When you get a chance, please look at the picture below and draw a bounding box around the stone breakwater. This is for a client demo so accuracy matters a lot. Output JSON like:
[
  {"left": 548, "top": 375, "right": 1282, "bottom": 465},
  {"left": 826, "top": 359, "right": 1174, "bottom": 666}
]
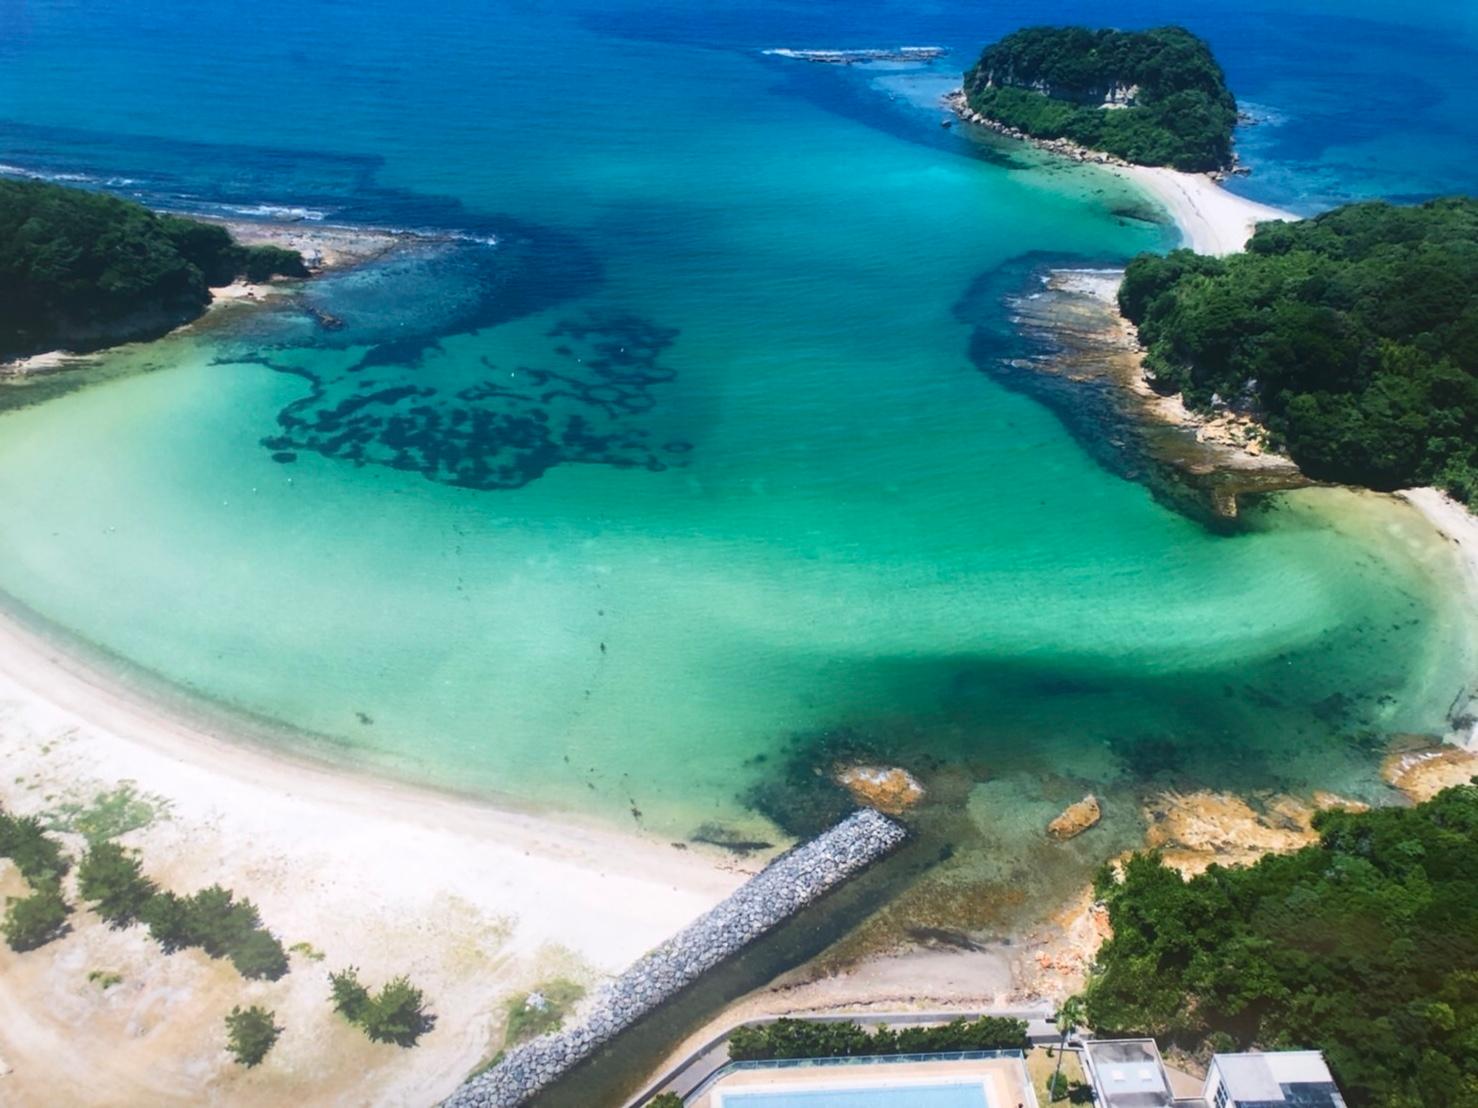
[{"left": 443, "top": 809, "right": 909, "bottom": 1108}]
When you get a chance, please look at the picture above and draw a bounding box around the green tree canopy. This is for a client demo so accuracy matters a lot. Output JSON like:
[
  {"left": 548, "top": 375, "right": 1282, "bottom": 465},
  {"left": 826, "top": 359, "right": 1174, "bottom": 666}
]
[
  {"left": 1120, "top": 197, "right": 1478, "bottom": 499},
  {"left": 1081, "top": 783, "right": 1478, "bottom": 1107},
  {"left": 225, "top": 1004, "right": 282, "bottom": 1067},
  {"left": 0, "top": 177, "right": 307, "bottom": 358},
  {"left": 2, "top": 885, "right": 70, "bottom": 951},
  {"left": 964, "top": 27, "right": 1238, "bottom": 171}
]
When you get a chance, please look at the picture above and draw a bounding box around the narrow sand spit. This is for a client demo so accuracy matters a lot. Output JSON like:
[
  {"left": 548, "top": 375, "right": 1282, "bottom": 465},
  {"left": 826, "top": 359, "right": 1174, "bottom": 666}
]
[
  {"left": 0, "top": 604, "right": 745, "bottom": 1106},
  {"left": 1111, "top": 164, "right": 1295, "bottom": 255}
]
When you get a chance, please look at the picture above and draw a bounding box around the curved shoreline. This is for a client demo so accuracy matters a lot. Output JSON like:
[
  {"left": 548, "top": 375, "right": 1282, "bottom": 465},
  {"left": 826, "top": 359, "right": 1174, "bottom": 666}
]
[
  {"left": 0, "top": 590, "right": 747, "bottom": 1106},
  {"left": 943, "top": 86, "right": 1297, "bottom": 254}
]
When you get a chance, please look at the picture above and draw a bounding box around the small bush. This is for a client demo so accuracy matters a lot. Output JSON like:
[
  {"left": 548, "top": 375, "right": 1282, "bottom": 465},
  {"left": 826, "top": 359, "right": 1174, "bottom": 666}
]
[
  {"left": 228, "top": 928, "right": 289, "bottom": 981},
  {"left": 330, "top": 966, "right": 372, "bottom": 1023},
  {"left": 78, "top": 841, "right": 157, "bottom": 925},
  {"left": 1047, "top": 1071, "right": 1070, "bottom": 1101},
  {"left": 648, "top": 1095, "right": 684, "bottom": 1108},
  {"left": 87, "top": 969, "right": 124, "bottom": 989},
  {"left": 330, "top": 967, "right": 434, "bottom": 1047},
  {"left": 0, "top": 807, "right": 69, "bottom": 883},
  {"left": 140, "top": 891, "right": 194, "bottom": 952},
  {"left": 362, "top": 976, "right": 431, "bottom": 1047},
  {"left": 225, "top": 1005, "right": 282, "bottom": 1067},
  {"left": 2, "top": 885, "right": 70, "bottom": 951}
]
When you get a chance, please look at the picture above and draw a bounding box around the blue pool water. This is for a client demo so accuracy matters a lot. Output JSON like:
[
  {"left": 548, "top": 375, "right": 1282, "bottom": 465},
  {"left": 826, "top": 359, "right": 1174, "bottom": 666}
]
[{"left": 720, "top": 1082, "right": 988, "bottom": 1108}]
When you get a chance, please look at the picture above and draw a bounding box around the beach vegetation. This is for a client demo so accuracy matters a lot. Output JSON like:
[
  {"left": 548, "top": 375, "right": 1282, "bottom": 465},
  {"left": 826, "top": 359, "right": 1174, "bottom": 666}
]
[
  {"left": 727, "top": 1015, "right": 1030, "bottom": 1061},
  {"left": 964, "top": 27, "right": 1237, "bottom": 171},
  {"left": 503, "top": 978, "right": 585, "bottom": 1046},
  {"left": 330, "top": 965, "right": 373, "bottom": 1022},
  {"left": 0, "top": 804, "right": 71, "bottom": 884},
  {"left": 77, "top": 840, "right": 158, "bottom": 925},
  {"left": 225, "top": 1004, "right": 282, "bottom": 1067},
  {"left": 135, "top": 884, "right": 289, "bottom": 979},
  {"left": 290, "top": 940, "right": 326, "bottom": 962},
  {"left": 329, "top": 966, "right": 434, "bottom": 1047},
  {"left": 47, "top": 782, "right": 170, "bottom": 843},
  {"left": 1078, "top": 782, "right": 1478, "bottom": 1107},
  {"left": 0, "top": 177, "right": 307, "bottom": 360},
  {"left": 86, "top": 969, "right": 124, "bottom": 989},
  {"left": 1120, "top": 197, "right": 1478, "bottom": 500},
  {"left": 2, "top": 884, "right": 71, "bottom": 951}
]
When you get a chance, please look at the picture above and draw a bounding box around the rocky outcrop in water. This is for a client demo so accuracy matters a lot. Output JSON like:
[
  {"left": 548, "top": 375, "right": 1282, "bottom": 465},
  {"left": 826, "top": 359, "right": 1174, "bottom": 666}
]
[
  {"left": 836, "top": 766, "right": 925, "bottom": 814},
  {"left": 765, "top": 46, "right": 946, "bottom": 65},
  {"left": 442, "top": 809, "right": 909, "bottom": 1108},
  {"left": 1047, "top": 794, "right": 1102, "bottom": 840}
]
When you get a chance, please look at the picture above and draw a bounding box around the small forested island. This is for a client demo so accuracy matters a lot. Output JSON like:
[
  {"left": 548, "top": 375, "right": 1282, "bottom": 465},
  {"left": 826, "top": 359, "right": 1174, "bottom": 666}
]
[
  {"left": 0, "top": 177, "right": 306, "bottom": 361},
  {"left": 962, "top": 26, "right": 1237, "bottom": 171},
  {"left": 1120, "top": 197, "right": 1478, "bottom": 500},
  {"left": 1081, "top": 783, "right": 1478, "bottom": 1108}
]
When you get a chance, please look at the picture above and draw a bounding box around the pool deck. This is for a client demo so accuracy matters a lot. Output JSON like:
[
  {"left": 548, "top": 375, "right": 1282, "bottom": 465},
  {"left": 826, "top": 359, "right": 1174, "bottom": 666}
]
[{"left": 697, "top": 1056, "right": 1038, "bottom": 1107}]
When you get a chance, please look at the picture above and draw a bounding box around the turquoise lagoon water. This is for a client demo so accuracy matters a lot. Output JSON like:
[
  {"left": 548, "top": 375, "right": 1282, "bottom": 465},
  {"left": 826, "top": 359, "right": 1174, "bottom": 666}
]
[{"left": 0, "top": 0, "right": 1474, "bottom": 870}]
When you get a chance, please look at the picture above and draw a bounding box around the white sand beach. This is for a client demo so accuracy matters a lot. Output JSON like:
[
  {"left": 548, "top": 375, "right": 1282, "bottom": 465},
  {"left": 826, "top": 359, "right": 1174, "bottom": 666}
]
[
  {"left": 0, "top": 604, "right": 746, "bottom": 1106},
  {"left": 1113, "top": 164, "right": 1295, "bottom": 255}
]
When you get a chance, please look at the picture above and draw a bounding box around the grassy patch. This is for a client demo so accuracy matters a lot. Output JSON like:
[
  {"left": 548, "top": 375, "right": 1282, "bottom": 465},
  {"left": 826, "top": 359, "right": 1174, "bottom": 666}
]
[
  {"left": 504, "top": 979, "right": 585, "bottom": 1046},
  {"left": 46, "top": 782, "right": 170, "bottom": 843},
  {"left": 290, "top": 941, "right": 326, "bottom": 962},
  {"left": 87, "top": 969, "right": 124, "bottom": 989}
]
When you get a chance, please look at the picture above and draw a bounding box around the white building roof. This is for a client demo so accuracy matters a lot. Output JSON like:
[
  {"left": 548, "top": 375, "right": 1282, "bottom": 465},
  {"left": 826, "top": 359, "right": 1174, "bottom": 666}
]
[
  {"left": 1082, "top": 1039, "right": 1176, "bottom": 1107},
  {"left": 1212, "top": 1051, "right": 1346, "bottom": 1107}
]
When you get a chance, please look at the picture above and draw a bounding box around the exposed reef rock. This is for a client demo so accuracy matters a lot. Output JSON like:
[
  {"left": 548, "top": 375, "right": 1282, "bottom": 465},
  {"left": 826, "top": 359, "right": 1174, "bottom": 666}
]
[
  {"left": 836, "top": 765, "right": 926, "bottom": 814},
  {"left": 1383, "top": 738, "right": 1478, "bottom": 803},
  {"left": 1046, "top": 794, "right": 1101, "bottom": 840},
  {"left": 966, "top": 262, "right": 1307, "bottom": 525},
  {"left": 1138, "top": 789, "right": 1365, "bottom": 876},
  {"left": 765, "top": 46, "right": 946, "bottom": 65}
]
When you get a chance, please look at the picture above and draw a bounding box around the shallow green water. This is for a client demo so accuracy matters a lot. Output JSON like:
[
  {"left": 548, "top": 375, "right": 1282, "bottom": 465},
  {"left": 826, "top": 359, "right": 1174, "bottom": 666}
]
[{"left": 0, "top": 4, "right": 1472, "bottom": 854}]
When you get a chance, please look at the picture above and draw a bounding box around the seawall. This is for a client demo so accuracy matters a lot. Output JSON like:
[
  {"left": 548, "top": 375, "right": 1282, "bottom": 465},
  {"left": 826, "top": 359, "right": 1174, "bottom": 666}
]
[{"left": 443, "top": 808, "right": 910, "bottom": 1108}]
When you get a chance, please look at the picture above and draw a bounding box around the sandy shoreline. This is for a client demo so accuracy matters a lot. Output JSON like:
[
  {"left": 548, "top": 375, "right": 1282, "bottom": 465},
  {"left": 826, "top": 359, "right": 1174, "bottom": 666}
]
[
  {"left": 0, "top": 598, "right": 745, "bottom": 1105},
  {"left": 1109, "top": 164, "right": 1295, "bottom": 255},
  {"left": 0, "top": 108, "right": 1473, "bottom": 1108},
  {"left": 942, "top": 87, "right": 1296, "bottom": 254},
  {"left": 1399, "top": 488, "right": 1478, "bottom": 749}
]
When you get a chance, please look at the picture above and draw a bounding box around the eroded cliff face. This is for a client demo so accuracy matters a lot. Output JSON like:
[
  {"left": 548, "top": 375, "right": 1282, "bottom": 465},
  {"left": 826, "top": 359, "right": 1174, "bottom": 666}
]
[{"left": 980, "top": 72, "right": 1141, "bottom": 108}]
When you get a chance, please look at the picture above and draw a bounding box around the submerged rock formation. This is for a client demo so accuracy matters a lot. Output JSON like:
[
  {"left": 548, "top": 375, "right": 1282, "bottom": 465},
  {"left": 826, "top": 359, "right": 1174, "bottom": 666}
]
[
  {"left": 980, "top": 266, "right": 1307, "bottom": 524},
  {"left": 1047, "top": 794, "right": 1102, "bottom": 840},
  {"left": 836, "top": 765, "right": 925, "bottom": 814}
]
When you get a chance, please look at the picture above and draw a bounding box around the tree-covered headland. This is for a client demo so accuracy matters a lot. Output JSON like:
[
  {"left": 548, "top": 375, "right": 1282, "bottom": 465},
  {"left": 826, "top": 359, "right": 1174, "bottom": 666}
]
[
  {"left": 0, "top": 177, "right": 306, "bottom": 360},
  {"left": 1081, "top": 783, "right": 1478, "bottom": 1107},
  {"left": 1120, "top": 197, "right": 1478, "bottom": 499},
  {"left": 964, "top": 26, "right": 1238, "bottom": 171}
]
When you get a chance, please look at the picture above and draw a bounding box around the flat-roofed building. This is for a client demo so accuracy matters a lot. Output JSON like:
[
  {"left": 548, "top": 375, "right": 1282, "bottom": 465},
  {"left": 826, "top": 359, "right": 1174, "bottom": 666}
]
[
  {"left": 1204, "top": 1051, "right": 1347, "bottom": 1108},
  {"left": 1079, "top": 1039, "right": 1178, "bottom": 1108}
]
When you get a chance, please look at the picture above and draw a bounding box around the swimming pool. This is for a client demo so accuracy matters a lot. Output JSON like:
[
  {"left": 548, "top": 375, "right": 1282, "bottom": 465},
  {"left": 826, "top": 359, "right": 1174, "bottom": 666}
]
[{"left": 716, "top": 1081, "right": 991, "bottom": 1108}]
